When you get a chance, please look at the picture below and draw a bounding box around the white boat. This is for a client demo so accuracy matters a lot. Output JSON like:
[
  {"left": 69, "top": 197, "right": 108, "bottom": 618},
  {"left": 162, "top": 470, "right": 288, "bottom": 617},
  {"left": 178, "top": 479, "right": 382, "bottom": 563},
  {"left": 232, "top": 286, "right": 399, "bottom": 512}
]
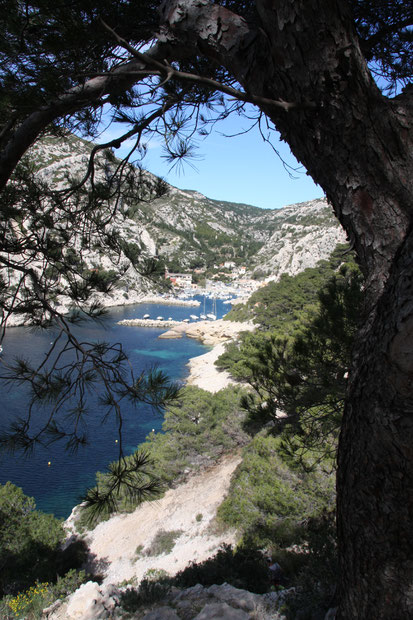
[
  {"left": 168, "top": 317, "right": 173, "bottom": 321},
  {"left": 0, "top": 345, "right": 2, "bottom": 354},
  {"left": 200, "top": 314, "right": 207, "bottom": 320},
  {"left": 156, "top": 316, "right": 164, "bottom": 320},
  {"left": 207, "top": 297, "right": 217, "bottom": 320},
  {"left": 143, "top": 314, "right": 150, "bottom": 319},
  {"left": 190, "top": 314, "right": 198, "bottom": 320},
  {"left": 183, "top": 318, "right": 190, "bottom": 323}
]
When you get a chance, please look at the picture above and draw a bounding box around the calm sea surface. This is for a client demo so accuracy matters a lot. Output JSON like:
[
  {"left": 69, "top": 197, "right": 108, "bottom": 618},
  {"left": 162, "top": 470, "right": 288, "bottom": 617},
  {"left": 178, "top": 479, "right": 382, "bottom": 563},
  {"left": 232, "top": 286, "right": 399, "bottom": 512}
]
[{"left": 0, "top": 296, "right": 229, "bottom": 518}]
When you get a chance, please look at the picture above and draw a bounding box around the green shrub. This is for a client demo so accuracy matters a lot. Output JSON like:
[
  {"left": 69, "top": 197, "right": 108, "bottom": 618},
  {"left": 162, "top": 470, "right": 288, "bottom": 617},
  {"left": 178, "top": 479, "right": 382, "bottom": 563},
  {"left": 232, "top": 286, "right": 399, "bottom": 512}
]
[
  {"left": 0, "top": 570, "right": 86, "bottom": 620},
  {"left": 0, "top": 482, "right": 63, "bottom": 596},
  {"left": 0, "top": 481, "right": 89, "bottom": 616},
  {"left": 1, "top": 581, "right": 52, "bottom": 619},
  {"left": 120, "top": 571, "right": 171, "bottom": 612},
  {"left": 217, "top": 434, "right": 335, "bottom": 547},
  {"left": 134, "top": 544, "right": 144, "bottom": 558},
  {"left": 172, "top": 543, "right": 269, "bottom": 594},
  {"left": 140, "top": 385, "right": 250, "bottom": 485}
]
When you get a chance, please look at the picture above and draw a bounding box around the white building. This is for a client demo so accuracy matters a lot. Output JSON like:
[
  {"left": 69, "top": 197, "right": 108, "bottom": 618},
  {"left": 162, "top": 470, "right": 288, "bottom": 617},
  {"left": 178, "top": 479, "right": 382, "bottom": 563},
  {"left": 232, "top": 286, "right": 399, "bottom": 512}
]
[{"left": 165, "top": 270, "right": 193, "bottom": 287}]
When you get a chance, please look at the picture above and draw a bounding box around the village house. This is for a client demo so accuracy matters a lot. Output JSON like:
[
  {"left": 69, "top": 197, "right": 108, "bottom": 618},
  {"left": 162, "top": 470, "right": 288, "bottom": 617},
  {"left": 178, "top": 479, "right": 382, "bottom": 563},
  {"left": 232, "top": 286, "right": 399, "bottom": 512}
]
[{"left": 165, "top": 269, "right": 193, "bottom": 288}]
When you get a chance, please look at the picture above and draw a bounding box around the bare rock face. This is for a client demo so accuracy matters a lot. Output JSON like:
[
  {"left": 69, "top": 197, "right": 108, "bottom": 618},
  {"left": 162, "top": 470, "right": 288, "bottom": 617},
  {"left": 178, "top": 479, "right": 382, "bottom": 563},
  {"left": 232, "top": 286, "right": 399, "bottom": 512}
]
[
  {"left": 252, "top": 199, "right": 346, "bottom": 279},
  {"left": 141, "top": 608, "right": 181, "bottom": 620},
  {"left": 206, "top": 584, "right": 259, "bottom": 612}
]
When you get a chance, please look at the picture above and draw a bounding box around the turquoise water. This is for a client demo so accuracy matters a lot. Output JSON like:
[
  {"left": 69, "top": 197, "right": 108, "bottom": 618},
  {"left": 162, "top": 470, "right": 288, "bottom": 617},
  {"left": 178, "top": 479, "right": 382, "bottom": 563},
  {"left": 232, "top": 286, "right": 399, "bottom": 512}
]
[{"left": 0, "top": 297, "right": 228, "bottom": 518}]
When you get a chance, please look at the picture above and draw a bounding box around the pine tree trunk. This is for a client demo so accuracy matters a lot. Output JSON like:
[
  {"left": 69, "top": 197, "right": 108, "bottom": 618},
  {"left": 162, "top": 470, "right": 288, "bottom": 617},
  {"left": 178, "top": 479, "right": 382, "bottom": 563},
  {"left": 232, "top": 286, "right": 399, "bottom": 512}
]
[{"left": 336, "top": 230, "right": 413, "bottom": 617}]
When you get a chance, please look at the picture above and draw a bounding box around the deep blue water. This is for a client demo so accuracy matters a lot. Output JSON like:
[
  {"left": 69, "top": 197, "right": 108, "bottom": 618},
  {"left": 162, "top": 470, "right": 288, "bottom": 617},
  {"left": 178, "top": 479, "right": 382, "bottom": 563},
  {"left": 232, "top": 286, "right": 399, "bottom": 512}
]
[{"left": 0, "top": 296, "right": 229, "bottom": 518}]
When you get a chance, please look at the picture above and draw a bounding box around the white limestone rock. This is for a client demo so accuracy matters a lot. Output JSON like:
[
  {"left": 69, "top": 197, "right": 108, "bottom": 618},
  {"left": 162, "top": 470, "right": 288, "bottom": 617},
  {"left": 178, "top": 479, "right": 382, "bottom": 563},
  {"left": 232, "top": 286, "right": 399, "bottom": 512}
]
[
  {"left": 206, "top": 583, "right": 261, "bottom": 612},
  {"left": 63, "top": 581, "right": 120, "bottom": 620}
]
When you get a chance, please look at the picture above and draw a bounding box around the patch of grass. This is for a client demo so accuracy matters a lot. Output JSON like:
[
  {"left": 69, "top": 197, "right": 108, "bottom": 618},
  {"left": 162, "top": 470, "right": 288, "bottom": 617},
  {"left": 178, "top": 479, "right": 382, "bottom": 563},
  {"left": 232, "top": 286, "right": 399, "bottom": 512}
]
[
  {"left": 132, "top": 544, "right": 144, "bottom": 563},
  {"left": 196, "top": 513, "right": 203, "bottom": 522},
  {"left": 117, "top": 576, "right": 137, "bottom": 587},
  {"left": 145, "top": 529, "right": 183, "bottom": 556}
]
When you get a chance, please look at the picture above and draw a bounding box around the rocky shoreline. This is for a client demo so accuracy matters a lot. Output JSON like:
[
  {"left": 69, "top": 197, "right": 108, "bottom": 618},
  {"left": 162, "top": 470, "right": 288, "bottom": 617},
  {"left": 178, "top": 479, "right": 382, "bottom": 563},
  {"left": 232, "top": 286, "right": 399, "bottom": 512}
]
[
  {"left": 159, "top": 319, "right": 255, "bottom": 346},
  {"left": 118, "top": 317, "right": 254, "bottom": 346},
  {"left": 118, "top": 317, "right": 256, "bottom": 392}
]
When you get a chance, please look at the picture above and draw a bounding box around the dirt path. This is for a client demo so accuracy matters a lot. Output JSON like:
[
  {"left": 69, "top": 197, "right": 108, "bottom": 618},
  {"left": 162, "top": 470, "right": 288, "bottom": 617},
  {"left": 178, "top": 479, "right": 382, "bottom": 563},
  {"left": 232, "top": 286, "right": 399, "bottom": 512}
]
[{"left": 85, "top": 454, "right": 242, "bottom": 586}]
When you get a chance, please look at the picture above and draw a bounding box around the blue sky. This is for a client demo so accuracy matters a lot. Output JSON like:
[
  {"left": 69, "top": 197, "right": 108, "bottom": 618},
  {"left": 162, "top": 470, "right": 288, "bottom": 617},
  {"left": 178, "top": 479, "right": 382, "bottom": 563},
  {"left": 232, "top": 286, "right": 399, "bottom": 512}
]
[{"left": 100, "top": 105, "right": 323, "bottom": 211}]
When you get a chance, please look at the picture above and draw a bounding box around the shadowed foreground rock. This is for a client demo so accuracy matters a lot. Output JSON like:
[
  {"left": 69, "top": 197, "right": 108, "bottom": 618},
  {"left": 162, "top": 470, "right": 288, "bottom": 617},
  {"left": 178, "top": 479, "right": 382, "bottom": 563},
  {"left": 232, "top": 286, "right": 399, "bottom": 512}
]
[{"left": 45, "top": 581, "right": 291, "bottom": 619}]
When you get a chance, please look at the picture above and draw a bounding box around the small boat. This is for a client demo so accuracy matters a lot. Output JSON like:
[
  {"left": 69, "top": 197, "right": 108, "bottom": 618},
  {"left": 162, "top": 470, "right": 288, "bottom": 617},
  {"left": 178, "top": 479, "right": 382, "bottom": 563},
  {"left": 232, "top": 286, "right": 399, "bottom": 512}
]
[
  {"left": 143, "top": 314, "right": 150, "bottom": 319},
  {"left": 200, "top": 314, "right": 207, "bottom": 320},
  {"left": 156, "top": 316, "right": 164, "bottom": 321},
  {"left": 208, "top": 297, "right": 218, "bottom": 320},
  {"left": 183, "top": 318, "right": 190, "bottom": 323},
  {"left": 0, "top": 345, "right": 2, "bottom": 354},
  {"left": 168, "top": 317, "right": 173, "bottom": 321},
  {"left": 190, "top": 314, "right": 198, "bottom": 320}
]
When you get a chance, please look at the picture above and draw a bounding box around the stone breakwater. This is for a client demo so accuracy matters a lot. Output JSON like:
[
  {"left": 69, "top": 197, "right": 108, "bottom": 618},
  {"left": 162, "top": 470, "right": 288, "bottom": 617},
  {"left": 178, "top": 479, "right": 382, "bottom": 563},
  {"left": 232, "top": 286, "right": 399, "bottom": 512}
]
[{"left": 118, "top": 318, "right": 181, "bottom": 328}]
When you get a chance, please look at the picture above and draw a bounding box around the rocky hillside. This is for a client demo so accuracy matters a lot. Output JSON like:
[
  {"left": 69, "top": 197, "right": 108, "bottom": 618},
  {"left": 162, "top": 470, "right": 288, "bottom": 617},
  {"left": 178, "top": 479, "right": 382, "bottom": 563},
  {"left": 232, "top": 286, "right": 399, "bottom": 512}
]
[
  {"left": 249, "top": 199, "right": 346, "bottom": 279},
  {"left": 28, "top": 132, "right": 346, "bottom": 281}
]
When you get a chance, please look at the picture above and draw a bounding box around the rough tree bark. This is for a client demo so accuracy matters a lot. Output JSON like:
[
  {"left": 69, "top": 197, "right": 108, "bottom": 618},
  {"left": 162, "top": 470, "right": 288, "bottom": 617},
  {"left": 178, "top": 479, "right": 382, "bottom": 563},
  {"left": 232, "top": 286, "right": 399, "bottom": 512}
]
[
  {"left": 1, "top": 0, "right": 412, "bottom": 616},
  {"left": 159, "top": 1, "right": 413, "bottom": 617}
]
